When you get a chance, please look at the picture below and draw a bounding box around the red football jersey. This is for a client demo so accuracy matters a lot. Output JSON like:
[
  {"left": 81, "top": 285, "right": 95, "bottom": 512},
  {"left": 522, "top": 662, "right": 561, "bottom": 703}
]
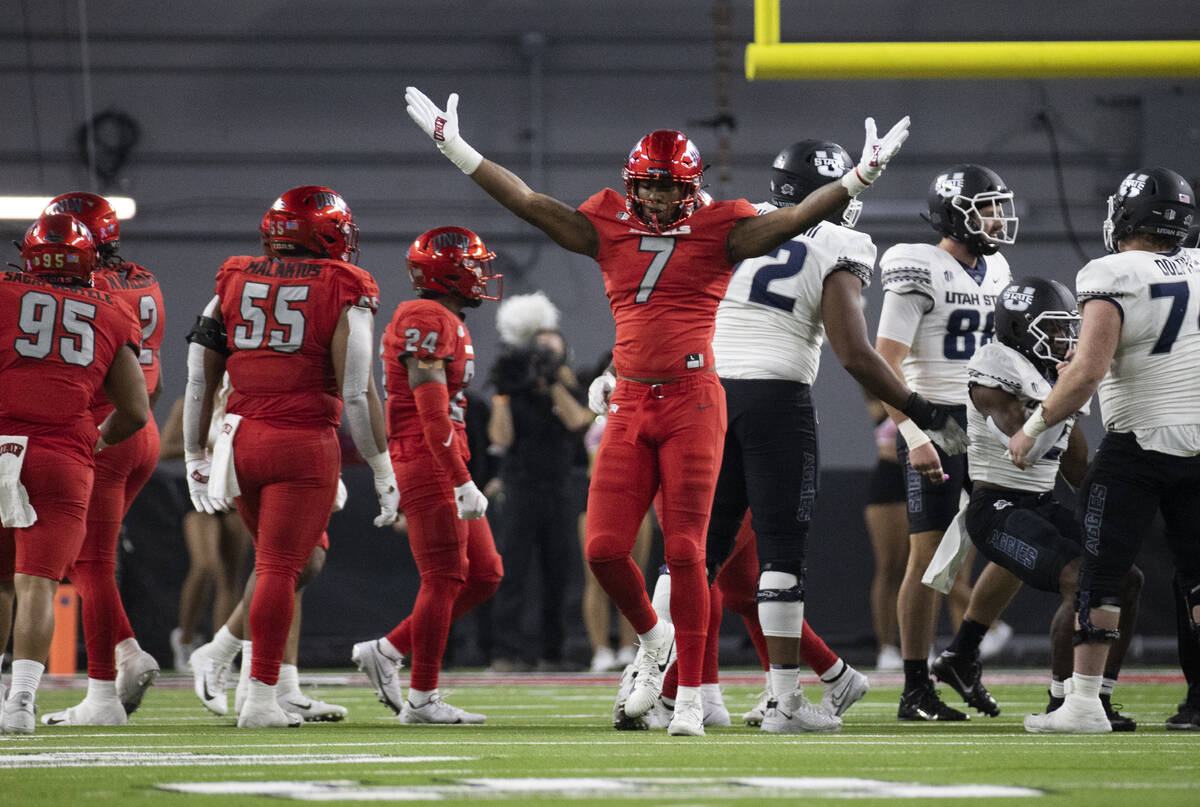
[
  {"left": 215, "top": 255, "right": 380, "bottom": 428},
  {"left": 91, "top": 261, "right": 165, "bottom": 417},
  {"left": 381, "top": 298, "right": 475, "bottom": 441},
  {"left": 578, "top": 188, "right": 756, "bottom": 378},
  {"left": 0, "top": 270, "right": 142, "bottom": 460}
]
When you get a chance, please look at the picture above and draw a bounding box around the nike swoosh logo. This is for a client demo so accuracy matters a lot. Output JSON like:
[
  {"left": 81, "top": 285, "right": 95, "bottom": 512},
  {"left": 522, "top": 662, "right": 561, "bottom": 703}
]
[
  {"left": 202, "top": 680, "right": 216, "bottom": 701},
  {"left": 45, "top": 717, "right": 67, "bottom": 725},
  {"left": 290, "top": 701, "right": 313, "bottom": 710},
  {"left": 442, "top": 430, "right": 454, "bottom": 447}
]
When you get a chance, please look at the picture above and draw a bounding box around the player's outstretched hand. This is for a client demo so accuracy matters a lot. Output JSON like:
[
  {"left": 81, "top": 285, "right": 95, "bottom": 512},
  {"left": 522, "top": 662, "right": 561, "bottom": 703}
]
[
  {"left": 405, "top": 86, "right": 483, "bottom": 174},
  {"left": 842, "top": 115, "right": 911, "bottom": 196}
]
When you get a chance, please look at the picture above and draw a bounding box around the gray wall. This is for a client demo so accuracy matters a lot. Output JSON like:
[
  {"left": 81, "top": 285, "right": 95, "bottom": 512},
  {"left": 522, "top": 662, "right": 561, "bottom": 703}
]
[{"left": 4, "top": 1, "right": 1198, "bottom": 466}]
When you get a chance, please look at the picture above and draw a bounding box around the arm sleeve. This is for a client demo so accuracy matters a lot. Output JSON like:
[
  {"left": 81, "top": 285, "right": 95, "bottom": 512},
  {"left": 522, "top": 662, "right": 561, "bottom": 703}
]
[
  {"left": 876, "top": 290, "right": 927, "bottom": 347},
  {"left": 341, "top": 305, "right": 384, "bottom": 465},
  {"left": 182, "top": 295, "right": 220, "bottom": 461},
  {"left": 413, "top": 381, "right": 472, "bottom": 487}
]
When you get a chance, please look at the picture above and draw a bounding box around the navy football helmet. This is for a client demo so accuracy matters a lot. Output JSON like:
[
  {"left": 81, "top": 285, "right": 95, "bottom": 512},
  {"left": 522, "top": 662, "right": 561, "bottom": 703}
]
[
  {"left": 995, "top": 276, "right": 1079, "bottom": 379},
  {"left": 1102, "top": 167, "right": 1196, "bottom": 253},
  {"left": 928, "top": 164, "right": 1018, "bottom": 256},
  {"left": 769, "top": 139, "right": 861, "bottom": 228}
]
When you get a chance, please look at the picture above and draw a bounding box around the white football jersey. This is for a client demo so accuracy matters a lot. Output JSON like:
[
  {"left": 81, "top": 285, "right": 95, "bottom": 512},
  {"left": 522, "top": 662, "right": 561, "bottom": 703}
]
[
  {"left": 967, "top": 342, "right": 1074, "bottom": 492},
  {"left": 1076, "top": 247, "right": 1200, "bottom": 443},
  {"left": 714, "top": 202, "right": 876, "bottom": 383},
  {"left": 878, "top": 242, "right": 1012, "bottom": 405}
]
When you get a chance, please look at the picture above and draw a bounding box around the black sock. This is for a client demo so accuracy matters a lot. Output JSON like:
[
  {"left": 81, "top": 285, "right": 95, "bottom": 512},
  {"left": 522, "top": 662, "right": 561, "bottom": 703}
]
[
  {"left": 903, "top": 659, "right": 929, "bottom": 693},
  {"left": 947, "top": 619, "right": 988, "bottom": 656}
]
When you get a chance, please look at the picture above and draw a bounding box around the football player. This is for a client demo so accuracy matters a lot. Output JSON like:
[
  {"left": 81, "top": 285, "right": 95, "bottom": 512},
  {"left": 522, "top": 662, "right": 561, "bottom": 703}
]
[
  {"left": 34, "top": 193, "right": 163, "bottom": 726},
  {"left": 182, "top": 186, "right": 398, "bottom": 728},
  {"left": 1012, "top": 168, "right": 1200, "bottom": 733},
  {"left": 876, "top": 164, "right": 1016, "bottom": 720},
  {"left": 0, "top": 214, "right": 148, "bottom": 735},
  {"left": 405, "top": 86, "right": 909, "bottom": 736},
  {"left": 930, "top": 277, "right": 1140, "bottom": 729},
  {"left": 351, "top": 226, "right": 503, "bottom": 725}
]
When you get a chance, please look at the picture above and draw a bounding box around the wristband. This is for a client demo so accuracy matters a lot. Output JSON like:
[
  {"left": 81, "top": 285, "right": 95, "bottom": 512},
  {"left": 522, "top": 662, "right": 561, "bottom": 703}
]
[
  {"left": 365, "top": 451, "right": 393, "bottom": 479},
  {"left": 1022, "top": 405, "right": 1049, "bottom": 438},
  {"left": 897, "top": 418, "right": 931, "bottom": 450},
  {"left": 439, "top": 137, "right": 483, "bottom": 175},
  {"left": 840, "top": 168, "right": 870, "bottom": 198}
]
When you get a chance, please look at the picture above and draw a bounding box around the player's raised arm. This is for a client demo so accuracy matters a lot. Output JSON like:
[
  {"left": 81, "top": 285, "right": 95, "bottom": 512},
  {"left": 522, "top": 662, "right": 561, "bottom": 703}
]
[
  {"left": 405, "top": 87, "right": 598, "bottom": 257},
  {"left": 728, "top": 116, "right": 910, "bottom": 263}
]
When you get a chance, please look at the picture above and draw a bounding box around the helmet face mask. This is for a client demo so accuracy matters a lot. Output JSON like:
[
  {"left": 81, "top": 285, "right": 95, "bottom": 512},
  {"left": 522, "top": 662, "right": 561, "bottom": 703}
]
[
  {"left": 622, "top": 130, "right": 703, "bottom": 232},
  {"left": 260, "top": 186, "right": 360, "bottom": 263},
  {"left": 770, "top": 139, "right": 861, "bottom": 228},
  {"left": 44, "top": 192, "right": 120, "bottom": 265},
  {"left": 995, "top": 277, "right": 1079, "bottom": 379},
  {"left": 929, "top": 165, "right": 1019, "bottom": 256},
  {"left": 21, "top": 213, "right": 98, "bottom": 285},
  {"left": 1102, "top": 168, "right": 1196, "bottom": 254},
  {"left": 407, "top": 226, "right": 502, "bottom": 307}
]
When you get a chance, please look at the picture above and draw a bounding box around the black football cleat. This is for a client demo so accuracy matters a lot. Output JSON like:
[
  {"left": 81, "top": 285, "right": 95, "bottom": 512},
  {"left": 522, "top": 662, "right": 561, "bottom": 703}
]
[
  {"left": 1100, "top": 694, "right": 1136, "bottom": 732},
  {"left": 931, "top": 650, "right": 1000, "bottom": 717},
  {"left": 897, "top": 684, "right": 969, "bottom": 721},
  {"left": 1165, "top": 701, "right": 1200, "bottom": 730}
]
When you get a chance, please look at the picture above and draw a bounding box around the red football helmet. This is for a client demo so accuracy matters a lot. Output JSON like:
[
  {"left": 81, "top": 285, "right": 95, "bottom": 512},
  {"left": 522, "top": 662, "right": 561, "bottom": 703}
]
[
  {"left": 622, "top": 129, "right": 704, "bottom": 231},
  {"left": 407, "top": 226, "right": 501, "bottom": 306},
  {"left": 44, "top": 192, "right": 120, "bottom": 262},
  {"left": 21, "top": 213, "right": 98, "bottom": 283},
  {"left": 260, "top": 185, "right": 359, "bottom": 263}
]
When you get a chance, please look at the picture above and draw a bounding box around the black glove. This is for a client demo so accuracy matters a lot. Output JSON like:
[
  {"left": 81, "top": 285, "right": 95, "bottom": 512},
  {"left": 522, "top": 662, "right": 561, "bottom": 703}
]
[{"left": 902, "top": 392, "right": 946, "bottom": 431}]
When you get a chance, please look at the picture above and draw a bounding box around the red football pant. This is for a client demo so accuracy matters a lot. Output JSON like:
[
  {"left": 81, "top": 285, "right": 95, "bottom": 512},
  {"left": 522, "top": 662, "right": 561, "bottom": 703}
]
[
  {"left": 234, "top": 421, "right": 339, "bottom": 686},
  {"left": 0, "top": 442, "right": 92, "bottom": 582},
  {"left": 70, "top": 419, "right": 158, "bottom": 680},
  {"left": 586, "top": 373, "right": 725, "bottom": 688},
  {"left": 390, "top": 438, "right": 503, "bottom": 692}
]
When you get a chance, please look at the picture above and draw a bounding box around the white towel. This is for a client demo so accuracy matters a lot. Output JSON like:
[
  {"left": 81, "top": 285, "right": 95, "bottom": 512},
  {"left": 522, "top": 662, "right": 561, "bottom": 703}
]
[
  {"left": 334, "top": 476, "right": 348, "bottom": 512},
  {"left": 922, "top": 498, "right": 972, "bottom": 594},
  {"left": 208, "top": 414, "right": 242, "bottom": 501},
  {"left": 0, "top": 436, "right": 37, "bottom": 528}
]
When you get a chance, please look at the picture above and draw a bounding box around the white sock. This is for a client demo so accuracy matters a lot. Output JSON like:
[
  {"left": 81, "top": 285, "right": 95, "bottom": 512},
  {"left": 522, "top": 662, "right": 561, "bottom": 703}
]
[
  {"left": 769, "top": 665, "right": 799, "bottom": 701},
  {"left": 239, "top": 642, "right": 253, "bottom": 687},
  {"left": 378, "top": 637, "right": 404, "bottom": 663},
  {"left": 408, "top": 687, "right": 433, "bottom": 707},
  {"left": 700, "top": 683, "right": 723, "bottom": 704},
  {"left": 650, "top": 572, "right": 672, "bottom": 622},
  {"left": 820, "top": 659, "right": 847, "bottom": 683},
  {"left": 86, "top": 677, "right": 121, "bottom": 704},
  {"left": 638, "top": 620, "right": 668, "bottom": 646},
  {"left": 675, "top": 685, "right": 701, "bottom": 706},
  {"left": 277, "top": 664, "right": 301, "bottom": 697},
  {"left": 1070, "top": 673, "right": 1103, "bottom": 699},
  {"left": 1101, "top": 675, "right": 1117, "bottom": 696},
  {"left": 10, "top": 659, "right": 44, "bottom": 696},
  {"left": 1050, "top": 677, "right": 1066, "bottom": 699},
  {"left": 246, "top": 678, "right": 277, "bottom": 708},
  {"left": 114, "top": 637, "right": 141, "bottom": 664},
  {"left": 210, "top": 626, "right": 243, "bottom": 665}
]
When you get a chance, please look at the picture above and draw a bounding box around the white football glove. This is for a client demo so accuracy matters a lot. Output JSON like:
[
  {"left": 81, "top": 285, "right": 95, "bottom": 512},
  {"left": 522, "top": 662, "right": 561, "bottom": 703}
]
[
  {"left": 587, "top": 372, "right": 616, "bottom": 415},
  {"left": 185, "top": 456, "right": 227, "bottom": 515},
  {"left": 372, "top": 470, "right": 400, "bottom": 528},
  {"left": 453, "top": 480, "right": 488, "bottom": 520},
  {"left": 841, "top": 115, "right": 911, "bottom": 196},
  {"left": 405, "top": 86, "right": 484, "bottom": 174}
]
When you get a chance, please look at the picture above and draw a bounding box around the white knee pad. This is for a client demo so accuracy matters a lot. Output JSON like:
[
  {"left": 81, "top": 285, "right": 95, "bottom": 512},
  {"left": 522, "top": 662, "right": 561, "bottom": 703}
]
[{"left": 757, "top": 571, "right": 804, "bottom": 638}]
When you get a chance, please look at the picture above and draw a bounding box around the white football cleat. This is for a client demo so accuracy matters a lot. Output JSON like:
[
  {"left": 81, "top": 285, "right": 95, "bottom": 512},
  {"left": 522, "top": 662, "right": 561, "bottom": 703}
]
[
  {"left": 820, "top": 664, "right": 870, "bottom": 717},
  {"left": 237, "top": 700, "right": 302, "bottom": 728},
  {"left": 611, "top": 663, "right": 647, "bottom": 730},
  {"left": 624, "top": 622, "right": 675, "bottom": 718},
  {"left": 352, "top": 639, "right": 406, "bottom": 715},
  {"left": 702, "top": 685, "right": 732, "bottom": 727},
  {"left": 762, "top": 689, "right": 842, "bottom": 734},
  {"left": 1, "top": 691, "right": 35, "bottom": 735},
  {"left": 169, "top": 627, "right": 202, "bottom": 673},
  {"left": 1024, "top": 694, "right": 1112, "bottom": 734},
  {"left": 399, "top": 693, "right": 485, "bottom": 725},
  {"left": 667, "top": 691, "right": 705, "bottom": 737},
  {"left": 742, "top": 690, "right": 771, "bottom": 726},
  {"left": 42, "top": 698, "right": 127, "bottom": 726},
  {"left": 115, "top": 648, "right": 160, "bottom": 715},
  {"left": 278, "top": 691, "right": 348, "bottom": 722},
  {"left": 589, "top": 646, "right": 617, "bottom": 673},
  {"left": 876, "top": 644, "right": 903, "bottom": 672},
  {"left": 979, "top": 620, "right": 1013, "bottom": 661},
  {"left": 189, "top": 642, "right": 231, "bottom": 716}
]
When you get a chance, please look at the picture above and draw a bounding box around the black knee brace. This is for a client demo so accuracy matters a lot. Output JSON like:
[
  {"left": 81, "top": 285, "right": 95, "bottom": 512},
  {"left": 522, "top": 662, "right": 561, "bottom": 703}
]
[{"left": 1074, "top": 589, "right": 1122, "bottom": 646}]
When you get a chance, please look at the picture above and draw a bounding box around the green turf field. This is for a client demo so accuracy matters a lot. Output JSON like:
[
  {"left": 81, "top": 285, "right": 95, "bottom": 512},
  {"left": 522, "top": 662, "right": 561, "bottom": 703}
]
[{"left": 2, "top": 670, "right": 1198, "bottom": 805}]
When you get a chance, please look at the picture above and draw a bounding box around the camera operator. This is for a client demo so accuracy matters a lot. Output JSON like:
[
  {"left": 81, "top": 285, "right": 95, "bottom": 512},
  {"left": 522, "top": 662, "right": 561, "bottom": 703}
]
[{"left": 486, "top": 296, "right": 594, "bottom": 671}]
